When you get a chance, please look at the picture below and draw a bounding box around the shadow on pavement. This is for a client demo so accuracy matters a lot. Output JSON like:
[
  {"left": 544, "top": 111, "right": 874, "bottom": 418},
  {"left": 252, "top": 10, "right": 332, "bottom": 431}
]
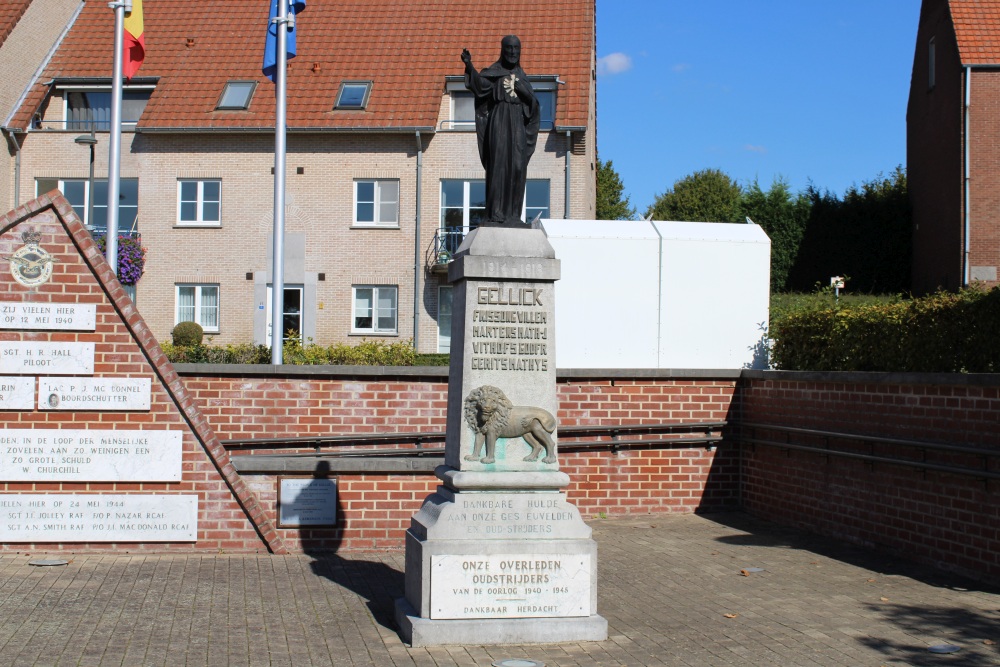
[{"left": 308, "top": 556, "right": 404, "bottom": 631}]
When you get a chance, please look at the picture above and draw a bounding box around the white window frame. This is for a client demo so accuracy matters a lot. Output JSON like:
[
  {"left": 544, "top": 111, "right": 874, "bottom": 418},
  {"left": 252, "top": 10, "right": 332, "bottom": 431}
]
[
  {"left": 175, "top": 284, "right": 220, "bottom": 333},
  {"left": 36, "top": 177, "right": 138, "bottom": 231},
  {"left": 177, "top": 179, "right": 221, "bottom": 226},
  {"left": 523, "top": 179, "right": 551, "bottom": 223},
  {"left": 60, "top": 84, "right": 154, "bottom": 130},
  {"left": 353, "top": 179, "right": 399, "bottom": 227},
  {"left": 437, "top": 285, "right": 453, "bottom": 353},
  {"left": 352, "top": 285, "right": 398, "bottom": 335}
]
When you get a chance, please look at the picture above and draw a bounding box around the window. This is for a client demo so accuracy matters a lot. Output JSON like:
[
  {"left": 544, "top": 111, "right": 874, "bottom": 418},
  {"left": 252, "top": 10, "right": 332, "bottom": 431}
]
[
  {"left": 335, "top": 81, "right": 371, "bottom": 110},
  {"left": 36, "top": 178, "right": 138, "bottom": 231},
  {"left": 354, "top": 179, "right": 399, "bottom": 226},
  {"left": 178, "top": 180, "right": 221, "bottom": 225},
  {"left": 450, "top": 91, "right": 475, "bottom": 129},
  {"left": 444, "top": 77, "right": 555, "bottom": 130},
  {"left": 176, "top": 284, "right": 219, "bottom": 332},
  {"left": 217, "top": 81, "right": 256, "bottom": 110},
  {"left": 438, "top": 285, "right": 453, "bottom": 353},
  {"left": 353, "top": 286, "right": 397, "bottom": 334},
  {"left": 928, "top": 37, "right": 936, "bottom": 90},
  {"left": 536, "top": 90, "right": 555, "bottom": 130},
  {"left": 440, "top": 179, "right": 486, "bottom": 253},
  {"left": 64, "top": 88, "right": 151, "bottom": 130},
  {"left": 525, "top": 179, "right": 550, "bottom": 222}
]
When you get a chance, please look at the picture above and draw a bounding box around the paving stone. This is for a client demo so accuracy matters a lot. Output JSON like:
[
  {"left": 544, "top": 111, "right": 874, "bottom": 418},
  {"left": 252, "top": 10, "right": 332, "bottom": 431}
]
[{"left": 0, "top": 513, "right": 998, "bottom": 665}]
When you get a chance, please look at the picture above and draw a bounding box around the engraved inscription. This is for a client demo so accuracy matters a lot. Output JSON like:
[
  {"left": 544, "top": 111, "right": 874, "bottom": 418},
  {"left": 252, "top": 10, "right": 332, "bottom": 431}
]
[
  {"left": 0, "top": 429, "right": 182, "bottom": 482},
  {"left": 0, "top": 302, "right": 97, "bottom": 331},
  {"left": 0, "top": 494, "right": 198, "bottom": 542},
  {"left": 431, "top": 554, "right": 591, "bottom": 619},
  {"left": 0, "top": 342, "right": 94, "bottom": 375},
  {"left": 38, "top": 377, "right": 151, "bottom": 411},
  {"left": 469, "top": 283, "right": 550, "bottom": 372}
]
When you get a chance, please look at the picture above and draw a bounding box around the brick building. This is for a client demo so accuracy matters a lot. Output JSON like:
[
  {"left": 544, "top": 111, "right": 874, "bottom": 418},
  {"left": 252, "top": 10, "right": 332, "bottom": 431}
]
[
  {"left": 1, "top": 0, "right": 596, "bottom": 352},
  {"left": 908, "top": 0, "right": 1000, "bottom": 293}
]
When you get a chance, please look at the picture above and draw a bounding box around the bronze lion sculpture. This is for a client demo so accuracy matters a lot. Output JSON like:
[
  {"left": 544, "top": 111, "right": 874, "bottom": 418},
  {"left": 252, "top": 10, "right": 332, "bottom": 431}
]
[{"left": 463, "top": 385, "right": 557, "bottom": 464}]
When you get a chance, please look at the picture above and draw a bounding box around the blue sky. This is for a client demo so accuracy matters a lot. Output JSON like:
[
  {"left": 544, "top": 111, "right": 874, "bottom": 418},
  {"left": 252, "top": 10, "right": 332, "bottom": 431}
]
[{"left": 596, "top": 1, "right": 922, "bottom": 214}]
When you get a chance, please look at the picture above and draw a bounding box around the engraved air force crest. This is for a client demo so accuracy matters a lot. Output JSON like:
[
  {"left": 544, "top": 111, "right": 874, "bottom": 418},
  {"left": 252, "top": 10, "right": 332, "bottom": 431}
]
[{"left": 7, "top": 230, "right": 56, "bottom": 288}]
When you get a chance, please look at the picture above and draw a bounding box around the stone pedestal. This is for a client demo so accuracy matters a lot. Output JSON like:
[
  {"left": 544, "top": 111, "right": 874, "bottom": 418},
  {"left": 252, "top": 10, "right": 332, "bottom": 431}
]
[{"left": 396, "top": 228, "right": 607, "bottom": 646}]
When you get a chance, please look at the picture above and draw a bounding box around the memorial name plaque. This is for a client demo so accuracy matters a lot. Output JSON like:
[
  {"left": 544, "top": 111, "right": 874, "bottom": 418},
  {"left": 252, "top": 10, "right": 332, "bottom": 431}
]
[
  {"left": 430, "top": 554, "right": 591, "bottom": 619},
  {"left": 38, "top": 377, "right": 151, "bottom": 411},
  {"left": 0, "top": 302, "right": 96, "bottom": 331},
  {"left": 469, "top": 284, "right": 551, "bottom": 373},
  {"left": 0, "top": 342, "right": 94, "bottom": 375},
  {"left": 0, "top": 494, "right": 198, "bottom": 542},
  {"left": 0, "top": 429, "right": 183, "bottom": 482},
  {"left": 0, "top": 377, "right": 34, "bottom": 410},
  {"left": 277, "top": 477, "right": 338, "bottom": 527}
]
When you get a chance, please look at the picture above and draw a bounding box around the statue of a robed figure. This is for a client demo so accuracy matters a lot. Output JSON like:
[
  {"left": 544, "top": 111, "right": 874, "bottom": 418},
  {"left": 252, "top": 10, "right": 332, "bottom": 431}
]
[{"left": 462, "top": 36, "right": 541, "bottom": 227}]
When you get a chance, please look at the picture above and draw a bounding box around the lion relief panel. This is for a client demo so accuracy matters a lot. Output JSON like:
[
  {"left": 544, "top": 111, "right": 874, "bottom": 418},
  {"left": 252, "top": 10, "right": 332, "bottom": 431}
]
[{"left": 463, "top": 385, "right": 557, "bottom": 465}]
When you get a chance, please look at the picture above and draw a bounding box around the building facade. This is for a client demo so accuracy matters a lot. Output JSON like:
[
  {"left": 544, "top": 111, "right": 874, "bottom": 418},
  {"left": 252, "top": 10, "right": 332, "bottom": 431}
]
[
  {"left": 2, "top": 0, "right": 597, "bottom": 352},
  {"left": 908, "top": 0, "right": 1000, "bottom": 294}
]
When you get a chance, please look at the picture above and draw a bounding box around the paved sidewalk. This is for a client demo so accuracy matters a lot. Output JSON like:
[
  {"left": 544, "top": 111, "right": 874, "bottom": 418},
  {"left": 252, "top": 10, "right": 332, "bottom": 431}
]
[{"left": 0, "top": 513, "right": 997, "bottom": 666}]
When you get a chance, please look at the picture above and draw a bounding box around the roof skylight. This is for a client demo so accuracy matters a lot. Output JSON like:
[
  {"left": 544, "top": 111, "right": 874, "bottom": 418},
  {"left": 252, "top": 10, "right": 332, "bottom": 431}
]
[{"left": 217, "top": 81, "right": 256, "bottom": 110}]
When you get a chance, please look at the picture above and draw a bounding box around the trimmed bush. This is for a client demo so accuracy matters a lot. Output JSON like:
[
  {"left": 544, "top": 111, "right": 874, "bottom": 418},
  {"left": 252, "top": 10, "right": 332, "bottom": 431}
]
[
  {"left": 171, "top": 321, "right": 204, "bottom": 346},
  {"left": 162, "top": 338, "right": 417, "bottom": 366},
  {"left": 771, "top": 287, "right": 1000, "bottom": 372}
]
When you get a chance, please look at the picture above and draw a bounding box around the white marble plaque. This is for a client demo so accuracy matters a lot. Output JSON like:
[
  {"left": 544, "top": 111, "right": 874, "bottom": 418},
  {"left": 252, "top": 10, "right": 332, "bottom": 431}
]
[
  {"left": 0, "top": 429, "right": 182, "bottom": 482},
  {"left": 0, "top": 494, "right": 198, "bottom": 542},
  {"left": 430, "top": 554, "right": 591, "bottom": 619},
  {"left": 278, "top": 477, "right": 337, "bottom": 527},
  {"left": 0, "top": 377, "right": 34, "bottom": 410},
  {"left": 0, "top": 342, "right": 94, "bottom": 375},
  {"left": 38, "top": 377, "right": 151, "bottom": 411},
  {"left": 0, "top": 302, "right": 96, "bottom": 331}
]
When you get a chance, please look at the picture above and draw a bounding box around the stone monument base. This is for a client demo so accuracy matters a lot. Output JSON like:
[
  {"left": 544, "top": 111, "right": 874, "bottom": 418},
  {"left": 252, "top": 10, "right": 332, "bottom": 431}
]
[
  {"left": 395, "top": 476, "right": 608, "bottom": 646},
  {"left": 395, "top": 597, "right": 608, "bottom": 647}
]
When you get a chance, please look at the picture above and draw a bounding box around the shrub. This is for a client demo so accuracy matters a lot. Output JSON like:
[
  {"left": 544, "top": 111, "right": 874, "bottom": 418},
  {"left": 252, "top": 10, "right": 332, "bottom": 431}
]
[
  {"left": 771, "top": 287, "right": 1000, "bottom": 372},
  {"left": 171, "top": 321, "right": 204, "bottom": 346},
  {"left": 162, "top": 338, "right": 417, "bottom": 366}
]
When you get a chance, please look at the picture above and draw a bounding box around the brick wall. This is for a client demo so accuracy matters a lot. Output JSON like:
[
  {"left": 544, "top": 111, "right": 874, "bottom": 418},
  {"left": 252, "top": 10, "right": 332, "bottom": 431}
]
[
  {"left": 0, "top": 197, "right": 278, "bottom": 554},
  {"left": 736, "top": 370, "right": 1000, "bottom": 583},
  {"left": 178, "top": 369, "right": 740, "bottom": 551}
]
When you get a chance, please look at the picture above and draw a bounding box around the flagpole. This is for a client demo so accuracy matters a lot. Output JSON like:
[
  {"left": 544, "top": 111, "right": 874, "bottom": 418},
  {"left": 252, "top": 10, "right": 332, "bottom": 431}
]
[
  {"left": 106, "top": 0, "right": 129, "bottom": 274},
  {"left": 270, "top": 0, "right": 289, "bottom": 364}
]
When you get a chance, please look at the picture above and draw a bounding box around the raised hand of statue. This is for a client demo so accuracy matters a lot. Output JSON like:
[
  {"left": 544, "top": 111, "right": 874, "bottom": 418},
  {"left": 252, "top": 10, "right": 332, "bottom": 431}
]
[{"left": 461, "top": 49, "right": 473, "bottom": 67}]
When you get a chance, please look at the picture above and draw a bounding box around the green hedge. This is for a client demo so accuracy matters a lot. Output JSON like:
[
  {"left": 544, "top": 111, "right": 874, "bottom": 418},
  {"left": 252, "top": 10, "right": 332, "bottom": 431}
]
[
  {"left": 771, "top": 287, "right": 1000, "bottom": 372},
  {"left": 161, "top": 339, "right": 416, "bottom": 366}
]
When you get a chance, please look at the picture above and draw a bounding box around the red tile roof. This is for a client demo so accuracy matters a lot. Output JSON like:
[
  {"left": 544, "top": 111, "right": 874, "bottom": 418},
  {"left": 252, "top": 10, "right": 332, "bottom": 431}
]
[
  {"left": 950, "top": 0, "right": 1000, "bottom": 64},
  {"left": 0, "top": 0, "right": 32, "bottom": 48},
  {"left": 10, "top": 0, "right": 594, "bottom": 132}
]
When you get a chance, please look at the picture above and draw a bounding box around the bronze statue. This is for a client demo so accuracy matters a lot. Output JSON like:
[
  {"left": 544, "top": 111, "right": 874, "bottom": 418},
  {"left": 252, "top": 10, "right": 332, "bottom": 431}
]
[{"left": 462, "top": 36, "right": 541, "bottom": 227}]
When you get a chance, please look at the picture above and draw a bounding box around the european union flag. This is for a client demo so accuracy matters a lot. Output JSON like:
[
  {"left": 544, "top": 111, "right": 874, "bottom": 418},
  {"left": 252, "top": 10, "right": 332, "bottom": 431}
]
[{"left": 263, "top": 0, "right": 306, "bottom": 83}]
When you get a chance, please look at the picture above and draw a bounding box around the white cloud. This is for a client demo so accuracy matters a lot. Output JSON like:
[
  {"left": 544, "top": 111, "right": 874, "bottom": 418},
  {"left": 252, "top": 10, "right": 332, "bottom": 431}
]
[
  {"left": 597, "top": 52, "right": 632, "bottom": 76},
  {"left": 744, "top": 144, "right": 767, "bottom": 154},
  {"left": 672, "top": 63, "right": 691, "bottom": 73}
]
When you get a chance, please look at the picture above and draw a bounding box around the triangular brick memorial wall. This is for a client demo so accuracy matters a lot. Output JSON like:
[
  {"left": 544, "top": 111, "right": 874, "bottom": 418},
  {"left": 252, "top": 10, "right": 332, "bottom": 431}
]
[{"left": 0, "top": 192, "right": 284, "bottom": 553}]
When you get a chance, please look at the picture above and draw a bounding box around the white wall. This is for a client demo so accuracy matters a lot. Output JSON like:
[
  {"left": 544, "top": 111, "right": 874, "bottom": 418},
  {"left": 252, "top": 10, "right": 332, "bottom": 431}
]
[{"left": 544, "top": 219, "right": 771, "bottom": 370}]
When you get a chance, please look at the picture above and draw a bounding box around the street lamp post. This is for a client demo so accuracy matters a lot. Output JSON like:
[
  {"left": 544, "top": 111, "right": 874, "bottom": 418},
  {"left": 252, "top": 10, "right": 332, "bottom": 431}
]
[{"left": 74, "top": 130, "right": 98, "bottom": 229}]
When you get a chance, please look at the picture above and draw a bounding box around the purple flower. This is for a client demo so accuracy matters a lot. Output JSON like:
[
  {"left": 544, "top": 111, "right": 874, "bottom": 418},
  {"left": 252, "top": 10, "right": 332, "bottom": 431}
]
[{"left": 95, "top": 234, "right": 147, "bottom": 286}]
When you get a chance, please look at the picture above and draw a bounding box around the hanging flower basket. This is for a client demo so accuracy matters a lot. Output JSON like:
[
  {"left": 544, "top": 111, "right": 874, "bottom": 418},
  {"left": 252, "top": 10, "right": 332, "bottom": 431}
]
[{"left": 95, "top": 233, "right": 147, "bottom": 286}]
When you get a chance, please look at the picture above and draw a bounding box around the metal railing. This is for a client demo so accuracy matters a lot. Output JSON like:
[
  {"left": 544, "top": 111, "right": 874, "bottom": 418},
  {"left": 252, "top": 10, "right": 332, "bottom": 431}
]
[
  {"left": 431, "top": 226, "right": 475, "bottom": 266},
  {"left": 221, "top": 421, "right": 727, "bottom": 458},
  {"left": 738, "top": 422, "right": 1000, "bottom": 481}
]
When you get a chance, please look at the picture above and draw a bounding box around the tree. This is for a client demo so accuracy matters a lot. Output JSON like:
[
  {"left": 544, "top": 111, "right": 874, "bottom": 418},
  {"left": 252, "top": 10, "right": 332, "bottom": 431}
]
[
  {"left": 646, "top": 168, "right": 742, "bottom": 222},
  {"left": 739, "top": 178, "right": 810, "bottom": 292},
  {"left": 789, "top": 167, "right": 911, "bottom": 293},
  {"left": 595, "top": 158, "right": 636, "bottom": 220}
]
